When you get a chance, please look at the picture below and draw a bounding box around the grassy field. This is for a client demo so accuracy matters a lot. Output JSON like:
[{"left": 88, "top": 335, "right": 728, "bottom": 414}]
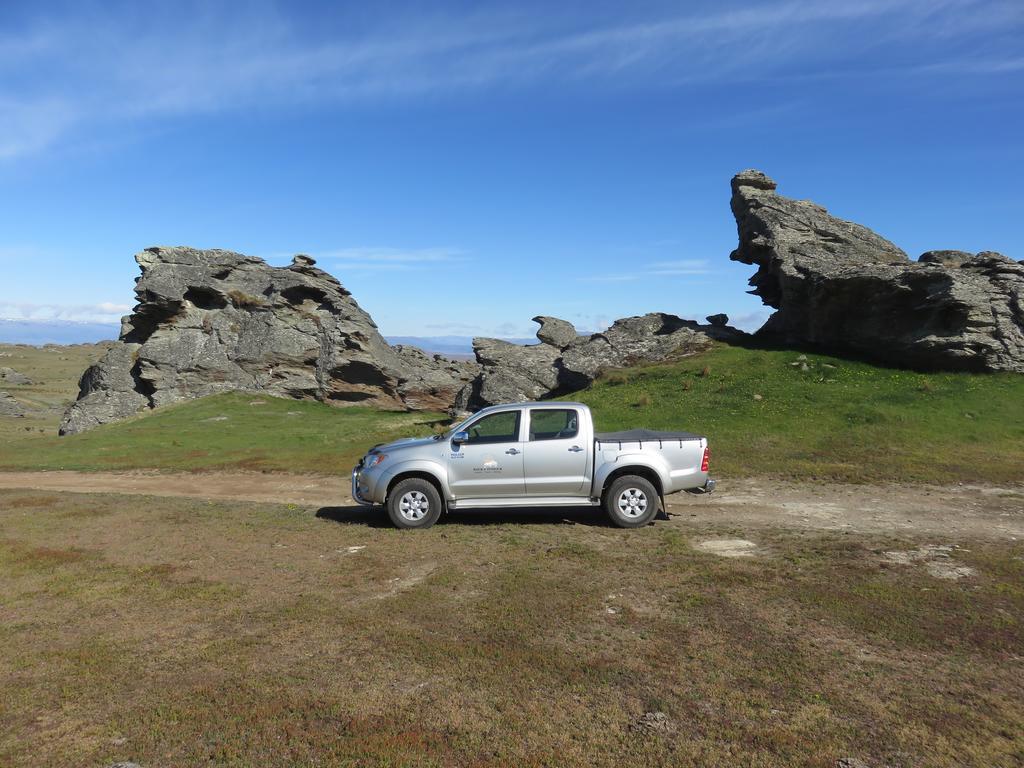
[
  {"left": 0, "top": 391, "right": 444, "bottom": 475},
  {"left": 2, "top": 488, "right": 1022, "bottom": 767},
  {"left": 574, "top": 344, "right": 1024, "bottom": 483},
  {"left": 2, "top": 341, "right": 1022, "bottom": 484},
  {"left": 0, "top": 342, "right": 107, "bottom": 431}
]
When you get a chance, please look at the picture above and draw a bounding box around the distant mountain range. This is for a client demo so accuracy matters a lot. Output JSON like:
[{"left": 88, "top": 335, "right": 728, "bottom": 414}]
[
  {"left": 0, "top": 319, "right": 121, "bottom": 345},
  {"left": 0, "top": 320, "right": 533, "bottom": 356},
  {"left": 385, "top": 335, "right": 535, "bottom": 356}
]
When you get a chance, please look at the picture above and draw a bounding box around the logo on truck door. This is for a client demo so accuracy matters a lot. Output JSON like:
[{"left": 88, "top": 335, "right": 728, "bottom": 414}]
[{"left": 473, "top": 456, "right": 502, "bottom": 472}]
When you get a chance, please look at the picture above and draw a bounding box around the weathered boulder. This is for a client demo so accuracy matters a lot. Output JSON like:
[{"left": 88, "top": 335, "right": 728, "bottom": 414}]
[
  {"left": 0, "top": 367, "right": 32, "bottom": 385},
  {"left": 456, "top": 336, "right": 563, "bottom": 409},
  {"left": 560, "top": 313, "right": 714, "bottom": 386},
  {"left": 532, "top": 315, "right": 580, "bottom": 349},
  {"left": 456, "top": 313, "right": 730, "bottom": 410},
  {"left": 0, "top": 391, "right": 26, "bottom": 417},
  {"left": 60, "top": 247, "right": 478, "bottom": 434},
  {"left": 730, "top": 170, "right": 1024, "bottom": 372}
]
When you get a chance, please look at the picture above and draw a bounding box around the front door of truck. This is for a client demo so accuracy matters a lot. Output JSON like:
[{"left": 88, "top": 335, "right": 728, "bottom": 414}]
[
  {"left": 524, "top": 408, "right": 589, "bottom": 496},
  {"left": 447, "top": 409, "right": 526, "bottom": 498}
]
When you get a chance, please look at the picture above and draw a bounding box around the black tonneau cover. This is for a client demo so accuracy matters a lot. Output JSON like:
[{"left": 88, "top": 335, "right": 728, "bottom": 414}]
[{"left": 595, "top": 429, "right": 704, "bottom": 446}]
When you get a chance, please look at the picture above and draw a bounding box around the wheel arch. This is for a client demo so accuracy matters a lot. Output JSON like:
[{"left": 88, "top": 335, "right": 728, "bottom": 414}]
[
  {"left": 600, "top": 464, "right": 664, "bottom": 500},
  {"left": 386, "top": 470, "right": 448, "bottom": 507}
]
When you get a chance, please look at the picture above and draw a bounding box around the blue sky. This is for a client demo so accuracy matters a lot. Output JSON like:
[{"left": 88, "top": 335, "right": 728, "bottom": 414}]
[{"left": 1, "top": 0, "right": 1021, "bottom": 340}]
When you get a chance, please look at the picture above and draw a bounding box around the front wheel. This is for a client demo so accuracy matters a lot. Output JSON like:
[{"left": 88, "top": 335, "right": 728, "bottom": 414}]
[
  {"left": 603, "top": 475, "right": 659, "bottom": 528},
  {"left": 386, "top": 478, "right": 443, "bottom": 529}
]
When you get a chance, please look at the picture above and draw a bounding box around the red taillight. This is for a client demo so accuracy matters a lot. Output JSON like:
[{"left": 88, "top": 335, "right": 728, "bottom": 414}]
[{"left": 701, "top": 446, "right": 710, "bottom": 472}]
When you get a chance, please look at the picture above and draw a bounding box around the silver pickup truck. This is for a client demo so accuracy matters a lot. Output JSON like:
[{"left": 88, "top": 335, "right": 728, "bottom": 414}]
[{"left": 352, "top": 401, "right": 714, "bottom": 529}]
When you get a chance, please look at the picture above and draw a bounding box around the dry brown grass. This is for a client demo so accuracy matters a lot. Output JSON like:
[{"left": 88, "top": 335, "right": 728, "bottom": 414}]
[{"left": 1, "top": 489, "right": 1022, "bottom": 767}]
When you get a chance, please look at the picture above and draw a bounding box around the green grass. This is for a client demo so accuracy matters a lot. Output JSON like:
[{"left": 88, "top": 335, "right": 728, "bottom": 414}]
[
  {"left": 1, "top": 341, "right": 1023, "bottom": 483},
  {"left": 566, "top": 344, "right": 1024, "bottom": 483},
  {"left": 2, "top": 489, "right": 1022, "bottom": 767},
  {"left": 0, "top": 392, "right": 445, "bottom": 474}
]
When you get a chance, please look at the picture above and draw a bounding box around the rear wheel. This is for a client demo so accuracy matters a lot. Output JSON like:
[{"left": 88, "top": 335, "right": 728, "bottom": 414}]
[
  {"left": 386, "top": 478, "right": 443, "bottom": 530},
  {"left": 604, "top": 475, "right": 659, "bottom": 528}
]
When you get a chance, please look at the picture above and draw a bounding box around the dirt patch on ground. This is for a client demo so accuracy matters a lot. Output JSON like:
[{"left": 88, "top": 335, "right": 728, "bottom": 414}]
[
  {"left": 0, "top": 469, "right": 343, "bottom": 507},
  {"left": 669, "top": 478, "right": 1024, "bottom": 540},
  {"left": 694, "top": 538, "right": 759, "bottom": 557},
  {"left": 0, "top": 471, "right": 1021, "bottom": 540},
  {"left": 882, "top": 544, "right": 977, "bottom": 580}
]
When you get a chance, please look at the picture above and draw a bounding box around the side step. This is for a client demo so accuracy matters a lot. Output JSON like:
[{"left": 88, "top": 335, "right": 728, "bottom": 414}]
[{"left": 450, "top": 496, "right": 601, "bottom": 510}]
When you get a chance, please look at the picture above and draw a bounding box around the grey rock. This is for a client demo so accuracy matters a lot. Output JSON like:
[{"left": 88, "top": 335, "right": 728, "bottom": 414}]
[
  {"left": 532, "top": 315, "right": 579, "bottom": 349},
  {"left": 632, "top": 711, "right": 673, "bottom": 734},
  {"left": 0, "top": 390, "right": 26, "bottom": 417},
  {"left": 836, "top": 759, "right": 871, "bottom": 768},
  {"left": 917, "top": 250, "right": 972, "bottom": 267},
  {"left": 0, "top": 367, "right": 31, "bottom": 385},
  {"left": 457, "top": 312, "right": 729, "bottom": 410},
  {"left": 705, "top": 313, "right": 729, "bottom": 327},
  {"left": 60, "top": 247, "right": 479, "bottom": 434},
  {"left": 730, "top": 170, "right": 1024, "bottom": 372},
  {"left": 459, "top": 336, "right": 562, "bottom": 409},
  {"left": 560, "top": 313, "right": 713, "bottom": 385}
]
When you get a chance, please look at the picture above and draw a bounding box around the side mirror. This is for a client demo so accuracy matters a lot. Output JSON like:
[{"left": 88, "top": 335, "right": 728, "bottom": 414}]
[{"left": 452, "top": 431, "right": 469, "bottom": 446}]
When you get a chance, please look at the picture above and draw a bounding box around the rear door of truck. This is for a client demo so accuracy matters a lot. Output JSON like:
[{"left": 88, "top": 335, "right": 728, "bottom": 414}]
[{"left": 523, "top": 406, "right": 590, "bottom": 496}]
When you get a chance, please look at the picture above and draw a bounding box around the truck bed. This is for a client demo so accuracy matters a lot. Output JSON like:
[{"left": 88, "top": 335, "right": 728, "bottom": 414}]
[{"left": 595, "top": 429, "right": 704, "bottom": 447}]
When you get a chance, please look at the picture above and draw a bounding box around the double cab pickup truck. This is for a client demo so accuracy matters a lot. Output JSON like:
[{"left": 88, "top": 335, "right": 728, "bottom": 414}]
[{"left": 352, "top": 401, "right": 714, "bottom": 529}]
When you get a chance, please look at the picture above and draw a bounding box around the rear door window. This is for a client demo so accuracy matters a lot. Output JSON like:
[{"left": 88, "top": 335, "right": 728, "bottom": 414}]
[{"left": 529, "top": 409, "right": 579, "bottom": 441}]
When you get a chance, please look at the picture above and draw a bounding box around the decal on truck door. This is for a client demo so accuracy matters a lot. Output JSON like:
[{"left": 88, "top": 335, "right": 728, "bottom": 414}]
[{"left": 474, "top": 456, "right": 501, "bottom": 472}]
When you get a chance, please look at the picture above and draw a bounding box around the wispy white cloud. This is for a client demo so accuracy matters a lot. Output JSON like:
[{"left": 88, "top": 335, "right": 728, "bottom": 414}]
[
  {"left": 317, "top": 246, "right": 467, "bottom": 270},
  {"left": 0, "top": 301, "right": 131, "bottom": 324},
  {"left": 580, "top": 258, "right": 711, "bottom": 282},
  {"left": 0, "top": 0, "right": 1019, "bottom": 159},
  {"left": 728, "top": 310, "right": 772, "bottom": 332}
]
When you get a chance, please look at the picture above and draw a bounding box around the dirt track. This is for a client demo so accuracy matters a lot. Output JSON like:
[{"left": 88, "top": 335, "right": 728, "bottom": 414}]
[{"left": 2, "top": 470, "right": 1021, "bottom": 540}]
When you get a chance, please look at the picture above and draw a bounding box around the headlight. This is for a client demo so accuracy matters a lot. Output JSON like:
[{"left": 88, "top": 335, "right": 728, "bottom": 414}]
[{"left": 366, "top": 453, "right": 388, "bottom": 468}]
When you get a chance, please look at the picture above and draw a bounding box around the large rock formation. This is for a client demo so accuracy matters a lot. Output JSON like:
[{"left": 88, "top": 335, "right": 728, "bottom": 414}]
[
  {"left": 60, "top": 247, "right": 478, "bottom": 435},
  {"left": 455, "top": 313, "right": 742, "bottom": 410},
  {"left": 730, "top": 170, "right": 1024, "bottom": 372}
]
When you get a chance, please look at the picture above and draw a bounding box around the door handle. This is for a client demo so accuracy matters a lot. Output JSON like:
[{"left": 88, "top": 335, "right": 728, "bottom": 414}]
[
  {"left": 568, "top": 446, "right": 583, "bottom": 452},
  {"left": 505, "top": 448, "right": 520, "bottom": 455}
]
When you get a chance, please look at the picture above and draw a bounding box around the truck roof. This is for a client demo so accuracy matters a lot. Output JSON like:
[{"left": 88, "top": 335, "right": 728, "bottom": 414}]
[{"left": 473, "top": 401, "right": 588, "bottom": 412}]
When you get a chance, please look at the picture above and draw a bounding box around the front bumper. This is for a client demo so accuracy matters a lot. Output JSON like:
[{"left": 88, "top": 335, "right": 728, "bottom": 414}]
[{"left": 351, "top": 465, "right": 374, "bottom": 506}]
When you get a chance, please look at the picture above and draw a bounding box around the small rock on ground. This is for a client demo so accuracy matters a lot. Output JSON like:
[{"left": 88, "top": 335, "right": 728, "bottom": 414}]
[
  {"left": 0, "top": 367, "right": 31, "bottom": 385},
  {"left": 0, "top": 391, "right": 26, "bottom": 417},
  {"left": 632, "top": 711, "right": 673, "bottom": 734}
]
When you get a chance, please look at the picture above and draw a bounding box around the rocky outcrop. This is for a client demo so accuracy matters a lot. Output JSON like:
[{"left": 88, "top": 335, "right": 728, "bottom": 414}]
[
  {"left": 0, "top": 391, "right": 26, "bottom": 417},
  {"left": 455, "top": 313, "right": 742, "bottom": 411},
  {"left": 0, "top": 367, "right": 32, "bottom": 385},
  {"left": 730, "top": 170, "right": 1024, "bottom": 372},
  {"left": 532, "top": 316, "right": 579, "bottom": 348},
  {"left": 60, "top": 247, "right": 478, "bottom": 435}
]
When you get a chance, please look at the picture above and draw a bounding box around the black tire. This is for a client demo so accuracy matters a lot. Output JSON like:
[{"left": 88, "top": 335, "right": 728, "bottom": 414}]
[
  {"left": 603, "top": 475, "right": 659, "bottom": 528},
  {"left": 386, "top": 478, "right": 443, "bottom": 530}
]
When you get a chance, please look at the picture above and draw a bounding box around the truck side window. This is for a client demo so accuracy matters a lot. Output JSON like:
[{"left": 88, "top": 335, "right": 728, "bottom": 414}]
[
  {"left": 529, "top": 409, "right": 579, "bottom": 441},
  {"left": 466, "top": 411, "right": 521, "bottom": 444}
]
